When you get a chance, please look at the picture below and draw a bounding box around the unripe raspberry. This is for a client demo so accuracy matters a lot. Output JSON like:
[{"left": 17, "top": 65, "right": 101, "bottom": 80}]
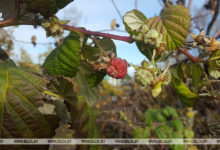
[
  {"left": 134, "top": 68, "right": 154, "bottom": 86},
  {"left": 106, "top": 58, "right": 127, "bottom": 79}
]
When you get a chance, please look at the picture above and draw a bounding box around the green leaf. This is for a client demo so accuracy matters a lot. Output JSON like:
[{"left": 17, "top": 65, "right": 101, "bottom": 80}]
[
  {"left": 86, "top": 71, "right": 106, "bottom": 87},
  {"left": 208, "top": 50, "right": 220, "bottom": 70},
  {"left": 187, "top": 62, "right": 203, "bottom": 89},
  {"left": 151, "top": 111, "right": 166, "bottom": 123},
  {"left": 81, "top": 37, "right": 117, "bottom": 62},
  {"left": 162, "top": 106, "right": 178, "bottom": 119},
  {"left": 0, "top": 63, "right": 54, "bottom": 138},
  {"left": 74, "top": 62, "right": 100, "bottom": 105},
  {"left": 160, "top": 5, "right": 191, "bottom": 50},
  {"left": 44, "top": 32, "right": 81, "bottom": 77},
  {"left": 208, "top": 66, "right": 220, "bottom": 79},
  {"left": 171, "top": 75, "right": 198, "bottom": 107},
  {"left": 68, "top": 96, "right": 100, "bottom": 150},
  {"left": 123, "top": 9, "right": 147, "bottom": 35},
  {"left": 133, "top": 127, "right": 150, "bottom": 138},
  {"left": 155, "top": 125, "right": 173, "bottom": 138},
  {"left": 169, "top": 119, "right": 184, "bottom": 131},
  {"left": 99, "top": 37, "right": 117, "bottom": 54},
  {"left": 81, "top": 37, "right": 116, "bottom": 61},
  {"left": 47, "top": 76, "right": 76, "bottom": 101},
  {"left": 81, "top": 45, "right": 100, "bottom": 61},
  {"left": 135, "top": 5, "right": 191, "bottom": 61}
]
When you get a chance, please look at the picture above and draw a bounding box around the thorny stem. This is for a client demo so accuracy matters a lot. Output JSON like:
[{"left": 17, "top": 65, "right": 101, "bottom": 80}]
[
  {"left": 178, "top": 47, "right": 206, "bottom": 63},
  {"left": 0, "top": 18, "right": 212, "bottom": 63},
  {"left": 62, "top": 25, "right": 134, "bottom": 43}
]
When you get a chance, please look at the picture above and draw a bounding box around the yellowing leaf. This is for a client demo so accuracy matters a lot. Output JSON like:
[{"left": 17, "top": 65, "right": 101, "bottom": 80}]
[
  {"left": 171, "top": 75, "right": 198, "bottom": 107},
  {"left": 152, "top": 81, "right": 163, "bottom": 97},
  {"left": 0, "top": 63, "right": 54, "bottom": 138}
]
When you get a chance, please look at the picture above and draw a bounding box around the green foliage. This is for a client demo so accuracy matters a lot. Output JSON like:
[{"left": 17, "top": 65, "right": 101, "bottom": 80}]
[
  {"left": 0, "top": 62, "right": 55, "bottom": 138},
  {"left": 170, "top": 62, "right": 205, "bottom": 106},
  {"left": 134, "top": 59, "right": 171, "bottom": 97},
  {"left": 171, "top": 75, "right": 198, "bottom": 106},
  {"left": 159, "top": 5, "right": 191, "bottom": 50},
  {"left": 46, "top": 77, "right": 100, "bottom": 149},
  {"left": 187, "top": 62, "right": 203, "bottom": 89},
  {"left": 74, "top": 62, "right": 100, "bottom": 105},
  {"left": 208, "top": 50, "right": 220, "bottom": 79},
  {"left": 134, "top": 106, "right": 194, "bottom": 150},
  {"left": 81, "top": 37, "right": 117, "bottom": 61},
  {"left": 123, "top": 10, "right": 147, "bottom": 35},
  {"left": 123, "top": 5, "right": 191, "bottom": 61},
  {"left": 44, "top": 31, "right": 81, "bottom": 77}
]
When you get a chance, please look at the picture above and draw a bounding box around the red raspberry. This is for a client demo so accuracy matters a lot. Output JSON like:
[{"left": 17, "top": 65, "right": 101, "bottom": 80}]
[{"left": 106, "top": 58, "right": 128, "bottom": 79}]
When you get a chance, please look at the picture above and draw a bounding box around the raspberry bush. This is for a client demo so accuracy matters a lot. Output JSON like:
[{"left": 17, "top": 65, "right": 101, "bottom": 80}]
[{"left": 0, "top": 1, "right": 219, "bottom": 150}]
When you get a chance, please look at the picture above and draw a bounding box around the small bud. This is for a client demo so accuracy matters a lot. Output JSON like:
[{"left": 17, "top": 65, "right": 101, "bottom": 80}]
[
  {"left": 134, "top": 68, "right": 154, "bottom": 86},
  {"left": 141, "top": 60, "right": 150, "bottom": 69}
]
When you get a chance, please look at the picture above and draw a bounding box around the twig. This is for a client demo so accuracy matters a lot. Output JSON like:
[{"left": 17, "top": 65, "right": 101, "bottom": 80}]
[
  {"left": 135, "top": 0, "right": 138, "bottom": 9},
  {"left": 110, "top": 0, "right": 123, "bottom": 21},
  {"left": 187, "top": 0, "right": 192, "bottom": 10},
  {"left": 0, "top": 19, "right": 41, "bottom": 28},
  {"left": 206, "top": 0, "right": 220, "bottom": 35},
  {"left": 96, "top": 119, "right": 145, "bottom": 126},
  {"left": 178, "top": 47, "right": 206, "bottom": 63},
  {"left": 192, "top": 13, "right": 210, "bottom": 21},
  {"left": 62, "top": 25, "right": 134, "bottom": 43},
  {"left": 96, "top": 29, "right": 127, "bottom": 33},
  {"left": 11, "top": 36, "right": 54, "bottom": 45},
  {"left": 0, "top": 19, "right": 133, "bottom": 43},
  {"left": 213, "top": 29, "right": 220, "bottom": 38}
]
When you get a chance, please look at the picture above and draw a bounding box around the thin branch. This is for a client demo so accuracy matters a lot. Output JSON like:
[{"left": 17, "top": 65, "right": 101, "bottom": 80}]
[
  {"left": 178, "top": 47, "right": 206, "bottom": 63},
  {"left": 110, "top": 0, "right": 123, "bottom": 21},
  {"left": 0, "top": 18, "right": 133, "bottom": 43},
  {"left": 62, "top": 25, "right": 134, "bottom": 43},
  {"left": 187, "top": 0, "right": 192, "bottom": 10},
  {"left": 96, "top": 119, "right": 145, "bottom": 126},
  {"left": 11, "top": 36, "right": 54, "bottom": 45},
  {"left": 192, "top": 13, "right": 210, "bottom": 21},
  {"left": 0, "top": 19, "right": 41, "bottom": 28},
  {"left": 95, "top": 29, "right": 127, "bottom": 33},
  {"left": 206, "top": 0, "right": 220, "bottom": 35},
  {"left": 213, "top": 29, "right": 220, "bottom": 38},
  {"left": 135, "top": 0, "right": 138, "bottom": 9}
]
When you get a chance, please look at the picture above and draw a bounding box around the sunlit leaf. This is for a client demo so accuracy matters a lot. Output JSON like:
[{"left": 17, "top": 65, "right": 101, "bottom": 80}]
[
  {"left": 171, "top": 75, "right": 198, "bottom": 107},
  {"left": 44, "top": 32, "right": 81, "bottom": 77},
  {"left": 123, "top": 9, "right": 147, "bottom": 34},
  {"left": 152, "top": 81, "right": 163, "bottom": 97},
  {"left": 128, "top": 5, "right": 191, "bottom": 61}
]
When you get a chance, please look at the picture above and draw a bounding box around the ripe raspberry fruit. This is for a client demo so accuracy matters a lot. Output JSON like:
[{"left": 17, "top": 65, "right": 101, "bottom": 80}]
[{"left": 106, "top": 58, "right": 128, "bottom": 79}]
